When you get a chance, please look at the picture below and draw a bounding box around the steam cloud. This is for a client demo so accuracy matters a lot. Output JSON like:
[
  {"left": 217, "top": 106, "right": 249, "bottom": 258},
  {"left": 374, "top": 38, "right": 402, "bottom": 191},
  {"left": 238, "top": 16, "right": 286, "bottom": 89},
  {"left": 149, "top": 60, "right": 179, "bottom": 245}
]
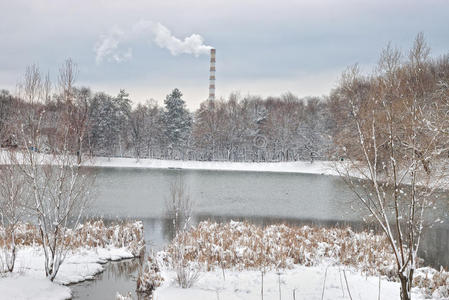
[{"left": 94, "top": 21, "right": 212, "bottom": 64}]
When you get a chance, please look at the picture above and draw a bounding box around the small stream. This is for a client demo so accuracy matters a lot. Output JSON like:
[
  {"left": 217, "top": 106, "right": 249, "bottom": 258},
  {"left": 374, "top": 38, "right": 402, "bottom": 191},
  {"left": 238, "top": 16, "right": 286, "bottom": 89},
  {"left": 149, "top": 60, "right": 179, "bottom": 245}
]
[{"left": 70, "top": 258, "right": 145, "bottom": 300}]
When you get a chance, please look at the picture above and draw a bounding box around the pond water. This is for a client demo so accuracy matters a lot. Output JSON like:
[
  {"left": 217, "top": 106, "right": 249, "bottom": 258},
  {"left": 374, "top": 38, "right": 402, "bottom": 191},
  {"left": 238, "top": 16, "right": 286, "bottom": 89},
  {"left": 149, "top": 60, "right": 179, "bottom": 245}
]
[
  {"left": 70, "top": 259, "right": 143, "bottom": 300},
  {"left": 70, "top": 167, "right": 449, "bottom": 299}
]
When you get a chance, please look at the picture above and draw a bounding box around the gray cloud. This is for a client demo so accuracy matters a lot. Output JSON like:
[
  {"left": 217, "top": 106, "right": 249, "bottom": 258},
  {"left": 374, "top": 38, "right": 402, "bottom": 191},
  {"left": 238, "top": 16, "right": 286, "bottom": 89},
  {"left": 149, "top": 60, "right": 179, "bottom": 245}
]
[{"left": 1, "top": 0, "right": 449, "bottom": 108}]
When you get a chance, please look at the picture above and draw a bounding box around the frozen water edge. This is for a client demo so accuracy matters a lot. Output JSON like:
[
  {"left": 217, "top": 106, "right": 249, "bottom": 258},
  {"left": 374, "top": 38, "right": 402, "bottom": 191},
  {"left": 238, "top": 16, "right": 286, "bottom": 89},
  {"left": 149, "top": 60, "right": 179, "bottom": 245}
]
[
  {"left": 89, "top": 156, "right": 449, "bottom": 189},
  {"left": 89, "top": 156, "right": 340, "bottom": 176},
  {"left": 0, "top": 150, "right": 336, "bottom": 176},
  {"left": 0, "top": 246, "right": 135, "bottom": 300}
]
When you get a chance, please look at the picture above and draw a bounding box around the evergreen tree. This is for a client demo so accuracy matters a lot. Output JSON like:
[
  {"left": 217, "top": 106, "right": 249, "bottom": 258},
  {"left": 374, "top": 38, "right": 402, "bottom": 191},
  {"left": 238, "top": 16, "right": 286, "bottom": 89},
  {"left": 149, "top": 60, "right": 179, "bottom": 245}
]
[
  {"left": 88, "top": 93, "right": 120, "bottom": 157},
  {"left": 162, "top": 89, "right": 192, "bottom": 155},
  {"left": 114, "top": 89, "right": 132, "bottom": 156}
]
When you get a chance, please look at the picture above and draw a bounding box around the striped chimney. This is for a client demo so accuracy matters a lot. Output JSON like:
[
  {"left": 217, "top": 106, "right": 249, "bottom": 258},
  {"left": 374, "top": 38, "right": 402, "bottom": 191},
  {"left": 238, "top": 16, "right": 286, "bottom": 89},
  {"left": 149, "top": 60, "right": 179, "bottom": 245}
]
[{"left": 209, "top": 48, "right": 216, "bottom": 100}]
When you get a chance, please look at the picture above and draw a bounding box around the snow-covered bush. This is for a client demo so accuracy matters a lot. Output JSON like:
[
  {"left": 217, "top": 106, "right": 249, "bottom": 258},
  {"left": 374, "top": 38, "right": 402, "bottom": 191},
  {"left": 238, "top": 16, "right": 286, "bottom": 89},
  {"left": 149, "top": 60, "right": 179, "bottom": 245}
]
[
  {"left": 162, "top": 221, "right": 449, "bottom": 297},
  {"left": 70, "top": 220, "right": 145, "bottom": 256},
  {"left": 137, "top": 255, "right": 164, "bottom": 293},
  {"left": 174, "top": 259, "right": 200, "bottom": 289},
  {"left": 0, "top": 220, "right": 145, "bottom": 256},
  {"left": 413, "top": 267, "right": 449, "bottom": 298},
  {"left": 163, "top": 221, "right": 397, "bottom": 275},
  {"left": 163, "top": 174, "right": 200, "bottom": 288},
  {"left": 115, "top": 292, "right": 133, "bottom": 300},
  {"left": 0, "top": 160, "right": 28, "bottom": 272},
  {"left": 165, "top": 232, "right": 201, "bottom": 288}
]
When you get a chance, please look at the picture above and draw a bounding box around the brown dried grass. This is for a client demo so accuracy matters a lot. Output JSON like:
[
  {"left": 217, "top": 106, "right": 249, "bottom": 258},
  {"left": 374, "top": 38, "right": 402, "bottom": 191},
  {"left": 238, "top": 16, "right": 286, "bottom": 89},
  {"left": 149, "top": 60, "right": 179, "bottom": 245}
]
[
  {"left": 164, "top": 221, "right": 396, "bottom": 277},
  {"left": 163, "top": 221, "right": 448, "bottom": 297},
  {"left": 414, "top": 267, "right": 449, "bottom": 297},
  {"left": 0, "top": 220, "right": 145, "bottom": 256}
]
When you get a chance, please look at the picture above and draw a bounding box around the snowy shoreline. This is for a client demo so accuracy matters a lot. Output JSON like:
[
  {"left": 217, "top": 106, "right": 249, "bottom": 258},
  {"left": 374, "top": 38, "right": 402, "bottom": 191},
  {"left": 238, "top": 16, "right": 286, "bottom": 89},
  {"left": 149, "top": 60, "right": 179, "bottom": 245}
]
[
  {"left": 151, "top": 221, "right": 446, "bottom": 300},
  {"left": 156, "top": 264, "right": 429, "bottom": 300},
  {"left": 0, "top": 246, "right": 137, "bottom": 300},
  {"left": 86, "top": 156, "right": 340, "bottom": 176},
  {"left": 0, "top": 220, "right": 144, "bottom": 300},
  {"left": 0, "top": 149, "right": 340, "bottom": 175}
]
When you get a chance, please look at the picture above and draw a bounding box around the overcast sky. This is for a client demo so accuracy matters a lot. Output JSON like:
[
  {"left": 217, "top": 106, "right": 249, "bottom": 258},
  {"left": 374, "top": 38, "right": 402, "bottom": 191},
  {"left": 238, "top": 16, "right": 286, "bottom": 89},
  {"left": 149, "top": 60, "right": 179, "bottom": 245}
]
[{"left": 1, "top": 0, "right": 449, "bottom": 108}]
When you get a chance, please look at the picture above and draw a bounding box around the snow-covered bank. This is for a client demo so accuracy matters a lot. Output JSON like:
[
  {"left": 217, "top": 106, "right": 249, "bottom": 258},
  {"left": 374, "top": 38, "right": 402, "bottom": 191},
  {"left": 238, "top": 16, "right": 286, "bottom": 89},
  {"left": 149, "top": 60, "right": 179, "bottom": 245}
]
[
  {"left": 0, "top": 274, "right": 72, "bottom": 300},
  {"left": 153, "top": 221, "right": 448, "bottom": 300},
  {"left": 0, "top": 221, "right": 144, "bottom": 300},
  {"left": 88, "top": 156, "right": 340, "bottom": 175},
  {"left": 156, "top": 265, "right": 429, "bottom": 300},
  {"left": 0, "top": 246, "right": 136, "bottom": 300},
  {"left": 16, "top": 246, "right": 135, "bottom": 284},
  {"left": 0, "top": 150, "right": 338, "bottom": 175},
  {"left": 0, "top": 149, "right": 342, "bottom": 175}
]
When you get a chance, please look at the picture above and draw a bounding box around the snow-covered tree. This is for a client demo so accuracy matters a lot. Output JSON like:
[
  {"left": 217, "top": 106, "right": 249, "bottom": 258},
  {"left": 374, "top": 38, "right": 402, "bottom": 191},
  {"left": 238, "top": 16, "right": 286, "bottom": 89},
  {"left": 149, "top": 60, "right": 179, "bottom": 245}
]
[
  {"left": 114, "top": 89, "right": 132, "bottom": 156},
  {"left": 162, "top": 89, "right": 192, "bottom": 158},
  {"left": 88, "top": 92, "right": 120, "bottom": 157},
  {"left": 0, "top": 90, "right": 16, "bottom": 146},
  {"left": 333, "top": 34, "right": 449, "bottom": 300},
  {"left": 12, "top": 63, "right": 93, "bottom": 281},
  {"left": 0, "top": 152, "right": 27, "bottom": 272}
]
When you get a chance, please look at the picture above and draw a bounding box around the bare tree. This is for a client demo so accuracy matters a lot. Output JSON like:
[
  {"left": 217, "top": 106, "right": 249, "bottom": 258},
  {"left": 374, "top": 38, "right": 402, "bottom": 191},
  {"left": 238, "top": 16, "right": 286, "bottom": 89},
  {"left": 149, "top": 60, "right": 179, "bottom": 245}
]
[
  {"left": 333, "top": 35, "right": 449, "bottom": 300},
  {"left": 12, "top": 63, "right": 93, "bottom": 281},
  {"left": 165, "top": 175, "right": 193, "bottom": 234},
  {"left": 0, "top": 152, "right": 28, "bottom": 272},
  {"left": 58, "top": 59, "right": 91, "bottom": 164},
  {"left": 130, "top": 104, "right": 147, "bottom": 160},
  {"left": 165, "top": 175, "right": 199, "bottom": 288}
]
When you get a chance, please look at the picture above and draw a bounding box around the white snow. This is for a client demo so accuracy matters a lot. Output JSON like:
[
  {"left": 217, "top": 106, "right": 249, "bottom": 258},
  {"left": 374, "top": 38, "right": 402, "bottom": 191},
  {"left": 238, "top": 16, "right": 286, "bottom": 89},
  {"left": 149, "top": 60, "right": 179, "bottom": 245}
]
[
  {"left": 155, "top": 264, "right": 433, "bottom": 300},
  {"left": 0, "top": 246, "right": 135, "bottom": 299},
  {"left": 0, "top": 274, "right": 72, "bottom": 300},
  {"left": 88, "top": 156, "right": 340, "bottom": 176}
]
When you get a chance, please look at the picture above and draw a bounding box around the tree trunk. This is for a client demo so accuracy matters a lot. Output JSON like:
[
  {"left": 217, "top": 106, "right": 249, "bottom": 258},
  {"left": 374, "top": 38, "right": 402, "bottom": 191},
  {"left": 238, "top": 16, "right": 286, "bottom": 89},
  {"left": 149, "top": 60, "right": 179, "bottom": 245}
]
[
  {"left": 399, "top": 274, "right": 411, "bottom": 300},
  {"left": 77, "top": 136, "right": 82, "bottom": 165}
]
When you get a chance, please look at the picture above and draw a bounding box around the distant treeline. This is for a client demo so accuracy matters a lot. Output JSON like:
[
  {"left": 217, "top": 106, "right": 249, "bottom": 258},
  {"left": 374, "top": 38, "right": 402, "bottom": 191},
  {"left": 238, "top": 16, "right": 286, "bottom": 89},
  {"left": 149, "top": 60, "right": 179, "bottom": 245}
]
[
  {"left": 1, "top": 46, "right": 448, "bottom": 163},
  {"left": 0, "top": 84, "right": 335, "bottom": 162}
]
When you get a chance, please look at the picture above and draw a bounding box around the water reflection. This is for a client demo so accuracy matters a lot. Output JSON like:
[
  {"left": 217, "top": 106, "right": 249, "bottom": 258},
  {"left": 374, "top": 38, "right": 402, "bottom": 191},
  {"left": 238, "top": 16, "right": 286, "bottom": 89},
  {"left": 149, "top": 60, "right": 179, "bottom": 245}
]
[{"left": 70, "top": 258, "right": 150, "bottom": 300}]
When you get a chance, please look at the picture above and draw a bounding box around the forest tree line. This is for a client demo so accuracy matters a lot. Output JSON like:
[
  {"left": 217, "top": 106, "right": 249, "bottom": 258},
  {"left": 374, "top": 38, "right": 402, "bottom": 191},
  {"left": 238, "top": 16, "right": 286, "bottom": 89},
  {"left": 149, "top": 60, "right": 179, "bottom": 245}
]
[
  {"left": 1, "top": 43, "right": 448, "bottom": 163},
  {"left": 0, "top": 68, "right": 335, "bottom": 162}
]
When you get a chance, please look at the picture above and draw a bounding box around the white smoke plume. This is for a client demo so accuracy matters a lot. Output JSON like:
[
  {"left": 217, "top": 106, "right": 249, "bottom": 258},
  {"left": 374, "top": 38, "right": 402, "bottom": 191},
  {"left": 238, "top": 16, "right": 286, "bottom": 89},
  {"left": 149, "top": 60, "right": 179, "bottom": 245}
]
[
  {"left": 94, "top": 28, "right": 133, "bottom": 64},
  {"left": 151, "top": 23, "right": 212, "bottom": 57},
  {"left": 94, "top": 21, "right": 212, "bottom": 64}
]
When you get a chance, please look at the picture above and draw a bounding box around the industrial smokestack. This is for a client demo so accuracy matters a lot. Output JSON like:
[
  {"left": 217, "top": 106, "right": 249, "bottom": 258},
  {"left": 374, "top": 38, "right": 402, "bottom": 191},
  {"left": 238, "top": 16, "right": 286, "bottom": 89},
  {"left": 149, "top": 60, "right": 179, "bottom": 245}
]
[{"left": 209, "top": 48, "right": 216, "bottom": 100}]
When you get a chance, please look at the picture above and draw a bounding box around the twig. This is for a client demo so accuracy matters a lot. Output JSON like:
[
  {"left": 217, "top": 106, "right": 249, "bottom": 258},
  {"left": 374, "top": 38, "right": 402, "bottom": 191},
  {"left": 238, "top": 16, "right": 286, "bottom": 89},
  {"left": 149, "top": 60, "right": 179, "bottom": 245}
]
[
  {"left": 343, "top": 269, "right": 353, "bottom": 300},
  {"left": 277, "top": 273, "right": 281, "bottom": 300},
  {"left": 339, "top": 266, "right": 345, "bottom": 297},
  {"left": 321, "top": 265, "right": 330, "bottom": 300},
  {"left": 378, "top": 274, "right": 381, "bottom": 300},
  {"left": 221, "top": 261, "right": 226, "bottom": 281}
]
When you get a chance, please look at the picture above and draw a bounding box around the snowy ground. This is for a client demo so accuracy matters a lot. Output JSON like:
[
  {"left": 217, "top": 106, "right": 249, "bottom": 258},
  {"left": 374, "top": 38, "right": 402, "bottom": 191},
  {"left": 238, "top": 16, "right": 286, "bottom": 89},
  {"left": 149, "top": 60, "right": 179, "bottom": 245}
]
[
  {"left": 155, "top": 264, "right": 434, "bottom": 300},
  {"left": 89, "top": 156, "right": 339, "bottom": 176},
  {"left": 0, "top": 245, "right": 136, "bottom": 299},
  {"left": 0, "top": 274, "right": 71, "bottom": 300},
  {"left": 0, "top": 150, "right": 337, "bottom": 176},
  {"left": 152, "top": 221, "right": 448, "bottom": 300}
]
